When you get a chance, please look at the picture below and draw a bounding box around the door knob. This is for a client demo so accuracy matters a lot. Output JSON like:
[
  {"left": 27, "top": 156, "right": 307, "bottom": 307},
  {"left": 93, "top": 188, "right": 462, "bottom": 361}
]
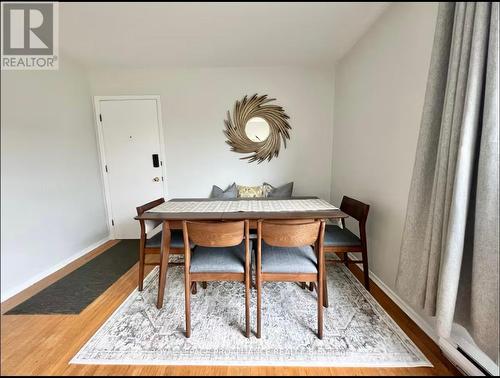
[{"left": 153, "top": 177, "right": 160, "bottom": 182}]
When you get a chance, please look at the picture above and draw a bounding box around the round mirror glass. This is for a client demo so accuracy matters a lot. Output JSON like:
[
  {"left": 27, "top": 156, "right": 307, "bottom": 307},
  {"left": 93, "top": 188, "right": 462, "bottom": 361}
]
[{"left": 245, "top": 117, "right": 270, "bottom": 142}]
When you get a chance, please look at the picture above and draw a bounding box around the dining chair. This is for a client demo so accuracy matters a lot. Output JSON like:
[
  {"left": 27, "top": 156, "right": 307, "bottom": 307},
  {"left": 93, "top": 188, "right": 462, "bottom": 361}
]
[
  {"left": 182, "top": 220, "right": 251, "bottom": 338},
  {"left": 256, "top": 219, "right": 326, "bottom": 339},
  {"left": 323, "top": 196, "right": 370, "bottom": 302},
  {"left": 136, "top": 198, "right": 187, "bottom": 291}
]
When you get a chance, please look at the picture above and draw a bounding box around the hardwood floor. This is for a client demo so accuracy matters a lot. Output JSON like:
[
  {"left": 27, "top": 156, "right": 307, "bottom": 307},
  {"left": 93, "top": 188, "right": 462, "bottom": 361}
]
[{"left": 0, "top": 242, "right": 461, "bottom": 376}]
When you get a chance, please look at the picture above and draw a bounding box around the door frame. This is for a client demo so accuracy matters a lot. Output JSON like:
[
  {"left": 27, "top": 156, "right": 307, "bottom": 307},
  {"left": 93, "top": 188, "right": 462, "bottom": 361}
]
[{"left": 92, "top": 95, "right": 168, "bottom": 239}]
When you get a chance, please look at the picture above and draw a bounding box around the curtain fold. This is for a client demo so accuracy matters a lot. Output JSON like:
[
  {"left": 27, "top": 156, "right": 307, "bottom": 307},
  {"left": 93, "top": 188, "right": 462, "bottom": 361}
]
[
  {"left": 396, "top": 2, "right": 498, "bottom": 363},
  {"left": 451, "top": 2, "right": 499, "bottom": 361}
]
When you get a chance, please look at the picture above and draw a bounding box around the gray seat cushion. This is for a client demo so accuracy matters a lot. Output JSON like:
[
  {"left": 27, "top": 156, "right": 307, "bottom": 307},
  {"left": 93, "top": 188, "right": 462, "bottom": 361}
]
[
  {"left": 323, "top": 225, "right": 361, "bottom": 247},
  {"left": 190, "top": 241, "right": 251, "bottom": 273},
  {"left": 260, "top": 241, "right": 318, "bottom": 274},
  {"left": 145, "top": 230, "right": 191, "bottom": 248}
]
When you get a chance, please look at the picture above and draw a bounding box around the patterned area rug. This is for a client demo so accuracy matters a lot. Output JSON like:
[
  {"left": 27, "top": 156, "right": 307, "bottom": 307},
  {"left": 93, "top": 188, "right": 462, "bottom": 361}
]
[{"left": 71, "top": 264, "right": 431, "bottom": 367}]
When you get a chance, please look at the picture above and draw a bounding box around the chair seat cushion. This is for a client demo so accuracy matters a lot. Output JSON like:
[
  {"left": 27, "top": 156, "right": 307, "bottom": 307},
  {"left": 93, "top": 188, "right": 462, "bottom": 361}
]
[
  {"left": 145, "top": 230, "right": 192, "bottom": 248},
  {"left": 190, "top": 241, "right": 251, "bottom": 273},
  {"left": 324, "top": 225, "right": 362, "bottom": 247},
  {"left": 260, "top": 241, "right": 318, "bottom": 274}
]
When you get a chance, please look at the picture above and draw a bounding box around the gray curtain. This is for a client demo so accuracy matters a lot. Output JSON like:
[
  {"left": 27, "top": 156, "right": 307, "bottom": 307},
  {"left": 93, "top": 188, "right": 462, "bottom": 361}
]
[{"left": 396, "top": 2, "right": 498, "bottom": 363}]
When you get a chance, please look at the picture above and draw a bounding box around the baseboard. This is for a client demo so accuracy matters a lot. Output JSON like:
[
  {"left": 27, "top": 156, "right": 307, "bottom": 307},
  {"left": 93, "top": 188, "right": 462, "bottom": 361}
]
[{"left": 1, "top": 235, "right": 111, "bottom": 302}]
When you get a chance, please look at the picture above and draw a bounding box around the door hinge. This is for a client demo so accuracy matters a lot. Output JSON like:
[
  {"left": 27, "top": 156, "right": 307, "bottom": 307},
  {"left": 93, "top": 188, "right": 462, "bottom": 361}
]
[
  {"left": 105, "top": 165, "right": 108, "bottom": 173},
  {"left": 111, "top": 219, "right": 114, "bottom": 226},
  {"left": 99, "top": 114, "right": 102, "bottom": 122},
  {"left": 162, "top": 176, "right": 164, "bottom": 181}
]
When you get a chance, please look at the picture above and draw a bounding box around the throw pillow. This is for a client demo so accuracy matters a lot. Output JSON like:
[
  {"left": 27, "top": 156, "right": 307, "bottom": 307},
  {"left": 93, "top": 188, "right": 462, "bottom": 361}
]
[
  {"left": 262, "top": 182, "right": 294, "bottom": 198},
  {"left": 210, "top": 182, "right": 238, "bottom": 199},
  {"left": 237, "top": 184, "right": 265, "bottom": 198}
]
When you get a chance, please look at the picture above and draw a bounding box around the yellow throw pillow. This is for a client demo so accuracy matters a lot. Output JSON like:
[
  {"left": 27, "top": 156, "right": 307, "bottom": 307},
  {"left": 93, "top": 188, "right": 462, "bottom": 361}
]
[{"left": 237, "top": 185, "right": 264, "bottom": 198}]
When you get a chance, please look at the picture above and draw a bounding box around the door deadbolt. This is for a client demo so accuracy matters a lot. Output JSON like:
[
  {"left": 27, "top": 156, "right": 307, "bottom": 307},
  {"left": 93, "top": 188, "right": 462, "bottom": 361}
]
[{"left": 153, "top": 177, "right": 160, "bottom": 182}]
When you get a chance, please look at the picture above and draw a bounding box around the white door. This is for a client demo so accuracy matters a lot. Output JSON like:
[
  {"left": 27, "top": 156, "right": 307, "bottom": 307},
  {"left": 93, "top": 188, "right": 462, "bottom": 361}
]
[{"left": 97, "top": 98, "right": 165, "bottom": 239}]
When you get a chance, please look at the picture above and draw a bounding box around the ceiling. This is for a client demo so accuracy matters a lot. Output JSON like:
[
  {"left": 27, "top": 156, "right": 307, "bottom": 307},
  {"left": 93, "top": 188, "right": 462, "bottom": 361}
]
[{"left": 60, "top": 2, "right": 389, "bottom": 68}]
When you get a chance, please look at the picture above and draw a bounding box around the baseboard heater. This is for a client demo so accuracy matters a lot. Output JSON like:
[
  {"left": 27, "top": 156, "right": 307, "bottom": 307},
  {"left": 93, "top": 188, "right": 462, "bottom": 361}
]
[
  {"left": 439, "top": 337, "right": 498, "bottom": 376},
  {"left": 456, "top": 347, "right": 492, "bottom": 376}
]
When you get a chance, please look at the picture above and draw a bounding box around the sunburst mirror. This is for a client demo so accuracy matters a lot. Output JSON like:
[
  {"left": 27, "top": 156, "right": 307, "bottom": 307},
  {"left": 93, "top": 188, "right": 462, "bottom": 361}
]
[{"left": 223, "top": 94, "right": 291, "bottom": 163}]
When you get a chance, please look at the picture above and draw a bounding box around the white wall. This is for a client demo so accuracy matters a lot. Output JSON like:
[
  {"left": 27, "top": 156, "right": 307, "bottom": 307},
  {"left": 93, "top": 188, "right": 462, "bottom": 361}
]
[
  {"left": 88, "top": 67, "right": 335, "bottom": 200},
  {"left": 1, "top": 54, "right": 109, "bottom": 300},
  {"left": 332, "top": 3, "right": 438, "bottom": 289}
]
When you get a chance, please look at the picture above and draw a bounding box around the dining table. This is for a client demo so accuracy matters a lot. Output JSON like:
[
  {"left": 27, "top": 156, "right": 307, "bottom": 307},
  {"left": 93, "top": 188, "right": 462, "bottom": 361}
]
[{"left": 134, "top": 196, "right": 348, "bottom": 309}]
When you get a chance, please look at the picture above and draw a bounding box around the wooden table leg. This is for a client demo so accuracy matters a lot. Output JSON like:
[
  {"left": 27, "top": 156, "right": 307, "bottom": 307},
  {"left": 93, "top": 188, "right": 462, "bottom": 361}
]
[
  {"left": 309, "top": 282, "right": 315, "bottom": 291},
  {"left": 323, "top": 259, "right": 329, "bottom": 308},
  {"left": 191, "top": 282, "right": 197, "bottom": 294},
  {"left": 156, "top": 220, "right": 171, "bottom": 309}
]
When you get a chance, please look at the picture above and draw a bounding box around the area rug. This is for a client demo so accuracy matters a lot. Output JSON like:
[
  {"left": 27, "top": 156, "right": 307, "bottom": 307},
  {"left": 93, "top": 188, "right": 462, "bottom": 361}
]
[
  {"left": 6, "top": 240, "right": 139, "bottom": 315},
  {"left": 71, "top": 264, "right": 432, "bottom": 367}
]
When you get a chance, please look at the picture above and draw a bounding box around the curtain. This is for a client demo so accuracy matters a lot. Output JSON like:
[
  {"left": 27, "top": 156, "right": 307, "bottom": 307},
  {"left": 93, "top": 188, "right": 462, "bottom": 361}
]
[{"left": 396, "top": 2, "right": 499, "bottom": 363}]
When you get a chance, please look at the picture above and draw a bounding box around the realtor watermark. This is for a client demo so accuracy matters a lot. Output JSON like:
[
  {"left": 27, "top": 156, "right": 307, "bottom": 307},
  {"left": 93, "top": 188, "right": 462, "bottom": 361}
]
[{"left": 1, "top": 2, "right": 59, "bottom": 70}]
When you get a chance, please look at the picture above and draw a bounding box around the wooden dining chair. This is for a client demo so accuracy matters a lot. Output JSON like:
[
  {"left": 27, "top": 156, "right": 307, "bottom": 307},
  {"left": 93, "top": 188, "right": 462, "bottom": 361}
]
[
  {"left": 136, "top": 198, "right": 187, "bottom": 291},
  {"left": 182, "top": 220, "right": 251, "bottom": 338},
  {"left": 323, "top": 196, "right": 370, "bottom": 299},
  {"left": 256, "top": 219, "right": 326, "bottom": 339}
]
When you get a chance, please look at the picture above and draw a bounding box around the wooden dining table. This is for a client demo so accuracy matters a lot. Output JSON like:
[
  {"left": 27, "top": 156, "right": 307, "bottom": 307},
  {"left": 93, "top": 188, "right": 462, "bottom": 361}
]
[{"left": 135, "top": 196, "right": 348, "bottom": 309}]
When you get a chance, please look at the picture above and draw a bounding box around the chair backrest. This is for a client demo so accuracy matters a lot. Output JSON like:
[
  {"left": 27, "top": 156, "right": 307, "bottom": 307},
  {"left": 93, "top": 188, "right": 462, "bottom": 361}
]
[
  {"left": 339, "top": 196, "right": 370, "bottom": 246},
  {"left": 136, "top": 197, "right": 165, "bottom": 216},
  {"left": 184, "top": 221, "right": 246, "bottom": 248},
  {"left": 258, "top": 219, "right": 323, "bottom": 247},
  {"left": 264, "top": 219, "right": 316, "bottom": 224},
  {"left": 136, "top": 198, "right": 165, "bottom": 236},
  {"left": 340, "top": 196, "right": 370, "bottom": 225}
]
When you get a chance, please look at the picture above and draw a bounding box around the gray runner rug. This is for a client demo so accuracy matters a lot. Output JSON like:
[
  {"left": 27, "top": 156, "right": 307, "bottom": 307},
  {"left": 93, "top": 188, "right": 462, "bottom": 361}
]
[{"left": 6, "top": 240, "right": 138, "bottom": 315}]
